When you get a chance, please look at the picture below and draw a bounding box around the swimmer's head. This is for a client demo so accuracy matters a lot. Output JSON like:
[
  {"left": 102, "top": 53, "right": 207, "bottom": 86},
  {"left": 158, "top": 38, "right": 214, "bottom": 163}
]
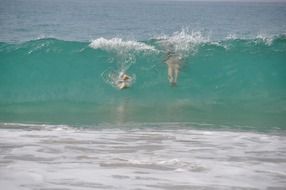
[
  {"left": 119, "top": 72, "right": 130, "bottom": 81},
  {"left": 122, "top": 74, "right": 130, "bottom": 80}
]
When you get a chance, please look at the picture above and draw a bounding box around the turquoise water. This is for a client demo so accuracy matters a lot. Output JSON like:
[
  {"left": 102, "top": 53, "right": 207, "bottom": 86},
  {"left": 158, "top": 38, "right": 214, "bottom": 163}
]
[
  {"left": 0, "top": 0, "right": 286, "bottom": 129},
  {"left": 1, "top": 35, "right": 286, "bottom": 128}
]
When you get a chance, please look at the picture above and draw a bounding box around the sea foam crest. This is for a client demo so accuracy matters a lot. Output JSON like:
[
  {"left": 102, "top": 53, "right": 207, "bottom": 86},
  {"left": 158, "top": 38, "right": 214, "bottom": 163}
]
[
  {"left": 256, "top": 34, "right": 273, "bottom": 46},
  {"left": 89, "top": 37, "right": 157, "bottom": 52},
  {"left": 156, "top": 29, "right": 209, "bottom": 57}
]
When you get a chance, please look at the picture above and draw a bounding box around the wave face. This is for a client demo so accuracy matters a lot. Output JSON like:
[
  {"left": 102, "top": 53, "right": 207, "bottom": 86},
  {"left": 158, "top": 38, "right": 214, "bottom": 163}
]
[{"left": 1, "top": 33, "right": 286, "bottom": 128}]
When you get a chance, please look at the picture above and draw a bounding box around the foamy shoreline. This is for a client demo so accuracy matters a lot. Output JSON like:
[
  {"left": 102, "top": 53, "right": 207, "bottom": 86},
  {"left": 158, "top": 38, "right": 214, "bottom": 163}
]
[{"left": 1, "top": 123, "right": 286, "bottom": 190}]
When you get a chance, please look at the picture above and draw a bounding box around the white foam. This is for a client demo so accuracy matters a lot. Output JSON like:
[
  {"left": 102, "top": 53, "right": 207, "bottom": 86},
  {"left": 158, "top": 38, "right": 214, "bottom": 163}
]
[
  {"left": 89, "top": 37, "right": 157, "bottom": 52},
  {"left": 128, "top": 158, "right": 180, "bottom": 166},
  {"left": 0, "top": 122, "right": 71, "bottom": 131},
  {"left": 1, "top": 123, "right": 286, "bottom": 189},
  {"left": 224, "top": 33, "right": 274, "bottom": 46},
  {"left": 155, "top": 29, "right": 209, "bottom": 57},
  {"left": 256, "top": 33, "right": 273, "bottom": 46}
]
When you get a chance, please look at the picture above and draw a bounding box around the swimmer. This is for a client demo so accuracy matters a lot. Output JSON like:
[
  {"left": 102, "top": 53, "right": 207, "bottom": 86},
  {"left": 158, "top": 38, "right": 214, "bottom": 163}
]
[
  {"left": 165, "top": 52, "right": 181, "bottom": 86},
  {"left": 117, "top": 72, "right": 131, "bottom": 90}
]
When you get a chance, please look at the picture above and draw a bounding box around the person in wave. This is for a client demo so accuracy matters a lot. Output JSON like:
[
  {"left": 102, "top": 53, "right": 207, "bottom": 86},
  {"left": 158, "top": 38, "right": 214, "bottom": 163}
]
[
  {"left": 116, "top": 72, "right": 131, "bottom": 90},
  {"left": 165, "top": 51, "right": 181, "bottom": 86}
]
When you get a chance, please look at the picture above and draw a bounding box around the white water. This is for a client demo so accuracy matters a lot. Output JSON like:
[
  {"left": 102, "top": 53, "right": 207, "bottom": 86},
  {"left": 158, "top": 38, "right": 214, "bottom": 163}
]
[
  {"left": 0, "top": 123, "right": 286, "bottom": 190},
  {"left": 89, "top": 37, "right": 157, "bottom": 52}
]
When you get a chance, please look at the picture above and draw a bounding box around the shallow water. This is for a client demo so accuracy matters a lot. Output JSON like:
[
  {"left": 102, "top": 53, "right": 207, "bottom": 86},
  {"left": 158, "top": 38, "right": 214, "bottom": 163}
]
[{"left": 1, "top": 123, "right": 286, "bottom": 190}]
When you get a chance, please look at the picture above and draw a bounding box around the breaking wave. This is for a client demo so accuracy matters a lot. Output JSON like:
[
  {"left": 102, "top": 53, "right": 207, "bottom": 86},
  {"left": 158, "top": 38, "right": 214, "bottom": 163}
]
[{"left": 0, "top": 32, "right": 285, "bottom": 127}]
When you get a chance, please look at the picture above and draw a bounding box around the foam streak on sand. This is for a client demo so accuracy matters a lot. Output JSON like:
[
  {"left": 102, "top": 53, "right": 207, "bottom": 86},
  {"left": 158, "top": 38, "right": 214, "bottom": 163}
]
[{"left": 0, "top": 123, "right": 286, "bottom": 190}]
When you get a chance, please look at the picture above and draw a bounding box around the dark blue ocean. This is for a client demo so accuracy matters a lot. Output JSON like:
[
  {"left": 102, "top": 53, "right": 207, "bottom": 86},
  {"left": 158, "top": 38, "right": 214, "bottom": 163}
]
[{"left": 0, "top": 1, "right": 286, "bottom": 189}]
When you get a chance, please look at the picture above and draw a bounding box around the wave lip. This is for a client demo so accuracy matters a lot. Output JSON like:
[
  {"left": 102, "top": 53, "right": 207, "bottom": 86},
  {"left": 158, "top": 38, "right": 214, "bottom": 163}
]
[{"left": 89, "top": 37, "right": 157, "bottom": 52}]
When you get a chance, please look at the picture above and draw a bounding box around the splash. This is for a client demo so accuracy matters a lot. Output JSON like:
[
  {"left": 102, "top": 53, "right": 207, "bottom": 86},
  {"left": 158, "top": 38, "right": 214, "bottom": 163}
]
[{"left": 155, "top": 29, "right": 209, "bottom": 58}]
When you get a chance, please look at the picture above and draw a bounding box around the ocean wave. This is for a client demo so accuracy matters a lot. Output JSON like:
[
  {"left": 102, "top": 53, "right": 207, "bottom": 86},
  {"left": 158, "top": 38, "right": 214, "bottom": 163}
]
[{"left": 0, "top": 34, "right": 285, "bottom": 125}]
